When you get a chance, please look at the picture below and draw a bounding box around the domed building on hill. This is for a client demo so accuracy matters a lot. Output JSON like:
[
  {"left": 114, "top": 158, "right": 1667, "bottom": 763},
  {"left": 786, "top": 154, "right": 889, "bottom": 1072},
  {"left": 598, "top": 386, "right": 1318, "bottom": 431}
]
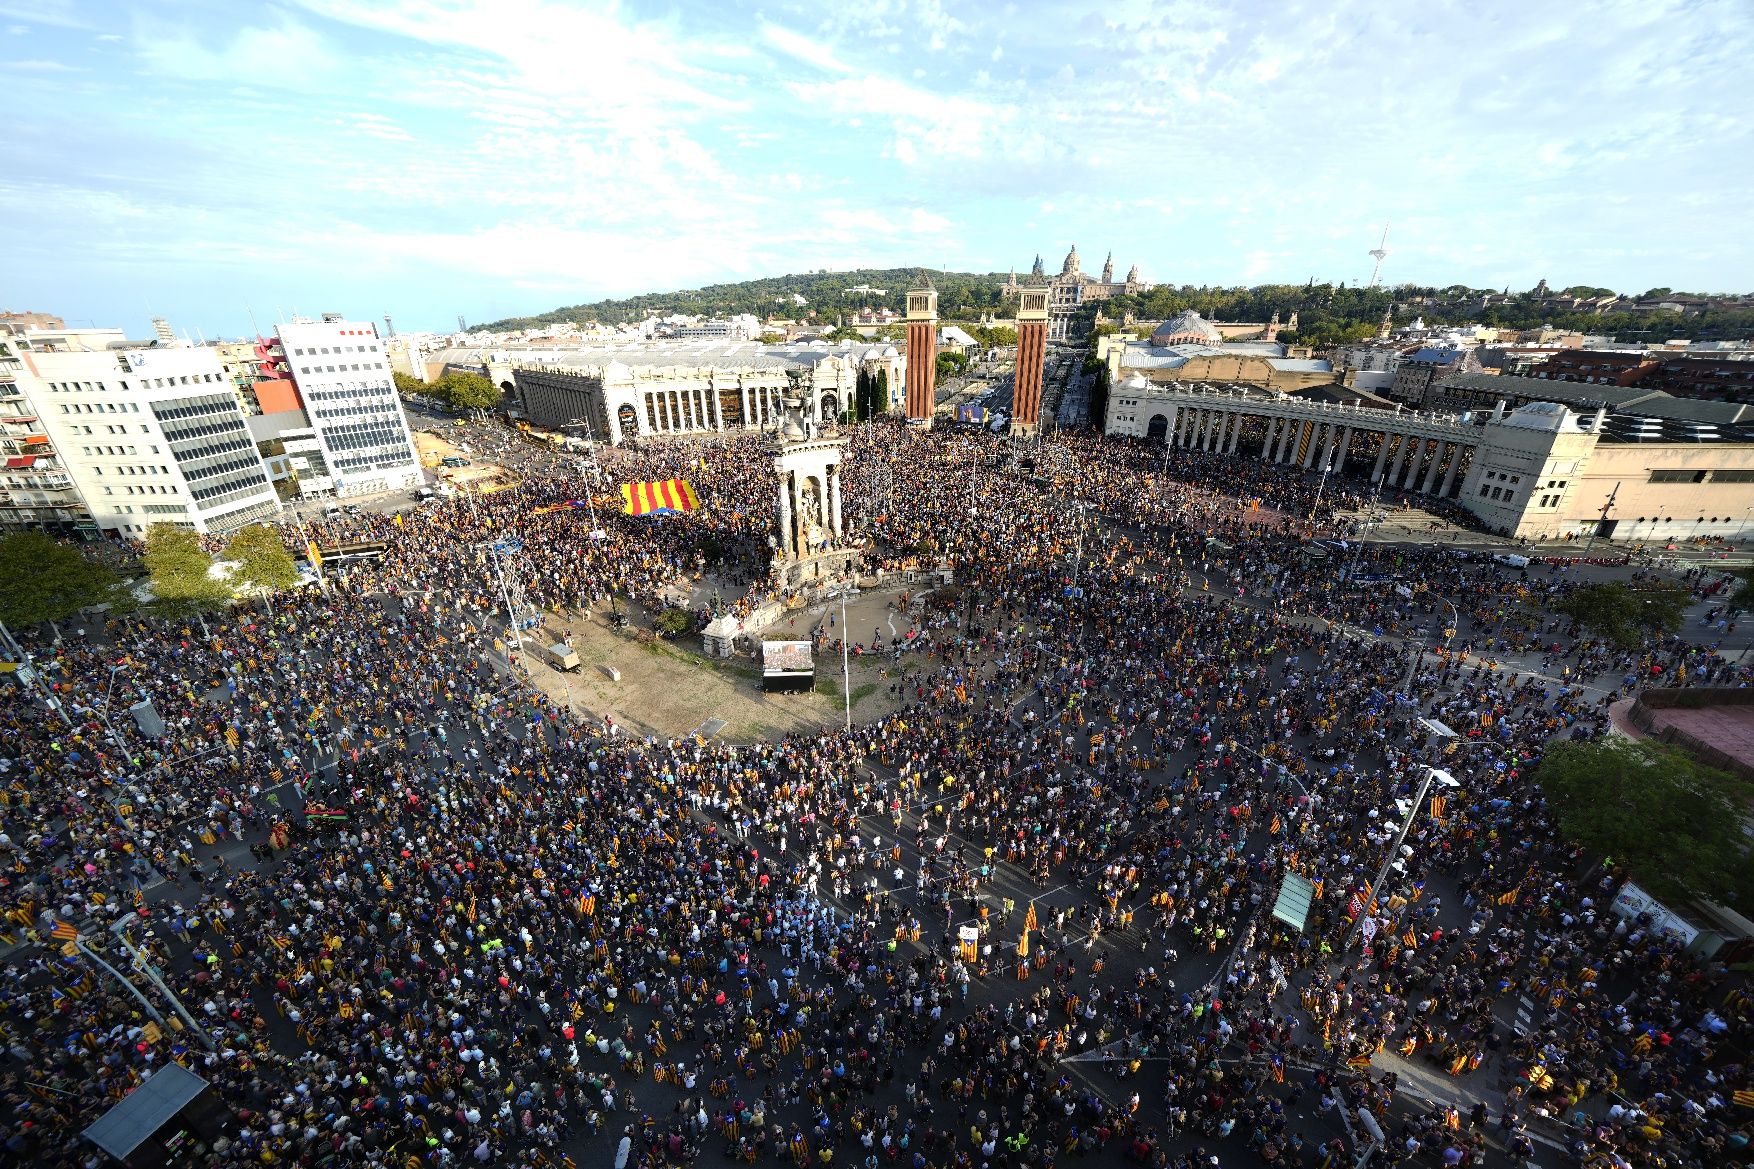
[{"left": 1150, "top": 310, "right": 1224, "bottom": 347}]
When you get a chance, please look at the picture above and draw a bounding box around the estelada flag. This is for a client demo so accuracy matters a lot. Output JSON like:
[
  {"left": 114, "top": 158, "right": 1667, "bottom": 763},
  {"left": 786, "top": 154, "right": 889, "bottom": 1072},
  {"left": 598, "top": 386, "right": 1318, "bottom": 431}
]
[
  {"left": 621, "top": 479, "right": 699, "bottom": 516},
  {"left": 50, "top": 920, "right": 79, "bottom": 942}
]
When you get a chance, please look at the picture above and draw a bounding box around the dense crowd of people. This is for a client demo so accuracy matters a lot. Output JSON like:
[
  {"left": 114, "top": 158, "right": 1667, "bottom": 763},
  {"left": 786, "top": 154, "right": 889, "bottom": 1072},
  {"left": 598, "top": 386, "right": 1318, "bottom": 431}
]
[{"left": 0, "top": 417, "right": 1749, "bottom": 1169}]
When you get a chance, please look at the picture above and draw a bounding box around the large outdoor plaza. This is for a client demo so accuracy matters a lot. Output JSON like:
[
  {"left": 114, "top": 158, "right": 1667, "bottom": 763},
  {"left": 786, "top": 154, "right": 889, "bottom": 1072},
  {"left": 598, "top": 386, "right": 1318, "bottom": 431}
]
[{"left": 3, "top": 410, "right": 1751, "bottom": 1169}]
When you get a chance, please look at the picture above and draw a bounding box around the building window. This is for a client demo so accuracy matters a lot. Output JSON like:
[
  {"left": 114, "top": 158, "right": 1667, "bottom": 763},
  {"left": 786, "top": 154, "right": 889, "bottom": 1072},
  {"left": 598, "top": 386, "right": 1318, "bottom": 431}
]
[
  {"left": 1649, "top": 469, "right": 1706, "bottom": 483},
  {"left": 1710, "top": 469, "right": 1754, "bottom": 483}
]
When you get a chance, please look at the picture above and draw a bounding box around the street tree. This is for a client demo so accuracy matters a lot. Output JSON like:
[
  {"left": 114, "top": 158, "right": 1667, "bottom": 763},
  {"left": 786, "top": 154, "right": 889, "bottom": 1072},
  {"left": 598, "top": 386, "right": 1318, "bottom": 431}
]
[
  {"left": 435, "top": 371, "right": 501, "bottom": 412},
  {"left": 143, "top": 523, "right": 232, "bottom": 631},
  {"left": 224, "top": 524, "right": 301, "bottom": 611},
  {"left": 0, "top": 531, "right": 124, "bottom": 633},
  {"left": 1553, "top": 581, "right": 1687, "bottom": 649},
  {"left": 392, "top": 370, "right": 426, "bottom": 398},
  {"left": 1535, "top": 737, "right": 1750, "bottom": 910}
]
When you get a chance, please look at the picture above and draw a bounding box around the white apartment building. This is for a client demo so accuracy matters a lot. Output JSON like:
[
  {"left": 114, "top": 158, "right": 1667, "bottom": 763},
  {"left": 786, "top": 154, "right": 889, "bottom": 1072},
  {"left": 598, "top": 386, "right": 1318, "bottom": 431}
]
[
  {"left": 19, "top": 337, "right": 281, "bottom": 537},
  {"left": 0, "top": 334, "right": 94, "bottom": 535},
  {"left": 274, "top": 316, "right": 421, "bottom": 496}
]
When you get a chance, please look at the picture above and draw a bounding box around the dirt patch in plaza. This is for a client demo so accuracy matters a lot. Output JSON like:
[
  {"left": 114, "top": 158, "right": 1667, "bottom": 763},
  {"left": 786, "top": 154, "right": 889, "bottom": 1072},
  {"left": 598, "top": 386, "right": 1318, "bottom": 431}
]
[{"left": 520, "top": 606, "right": 909, "bottom": 742}]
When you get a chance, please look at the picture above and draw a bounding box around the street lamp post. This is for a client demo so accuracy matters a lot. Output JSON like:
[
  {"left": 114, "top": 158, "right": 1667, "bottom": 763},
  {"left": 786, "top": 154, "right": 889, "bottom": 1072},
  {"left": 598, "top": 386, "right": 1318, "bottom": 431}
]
[
  {"left": 840, "top": 588, "right": 861, "bottom": 731},
  {"left": 483, "top": 536, "right": 526, "bottom": 671},
  {"left": 112, "top": 912, "right": 218, "bottom": 1050},
  {"left": 0, "top": 619, "right": 74, "bottom": 728},
  {"left": 1308, "top": 460, "right": 1337, "bottom": 524},
  {"left": 1343, "top": 474, "right": 1387, "bottom": 587},
  {"left": 95, "top": 662, "right": 132, "bottom": 768},
  {"left": 1399, "top": 594, "right": 1460, "bottom": 699},
  {"left": 1344, "top": 717, "right": 1458, "bottom": 952},
  {"left": 70, "top": 931, "right": 169, "bottom": 1030}
]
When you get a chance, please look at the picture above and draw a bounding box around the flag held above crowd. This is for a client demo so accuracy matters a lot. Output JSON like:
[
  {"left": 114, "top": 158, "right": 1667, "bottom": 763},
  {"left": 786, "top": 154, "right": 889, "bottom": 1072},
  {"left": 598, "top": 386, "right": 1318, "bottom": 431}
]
[{"left": 621, "top": 479, "right": 700, "bottom": 517}]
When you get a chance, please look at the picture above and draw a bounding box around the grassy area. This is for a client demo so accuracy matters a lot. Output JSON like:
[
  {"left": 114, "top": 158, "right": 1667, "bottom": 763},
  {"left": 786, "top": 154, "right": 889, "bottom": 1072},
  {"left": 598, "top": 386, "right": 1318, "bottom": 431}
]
[{"left": 850, "top": 682, "right": 878, "bottom": 708}]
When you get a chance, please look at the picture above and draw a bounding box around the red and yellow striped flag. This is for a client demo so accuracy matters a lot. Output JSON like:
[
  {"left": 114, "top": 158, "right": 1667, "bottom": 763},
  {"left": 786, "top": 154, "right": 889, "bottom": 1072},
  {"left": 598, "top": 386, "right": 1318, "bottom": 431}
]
[
  {"left": 50, "top": 920, "right": 79, "bottom": 942},
  {"left": 620, "top": 479, "right": 700, "bottom": 517}
]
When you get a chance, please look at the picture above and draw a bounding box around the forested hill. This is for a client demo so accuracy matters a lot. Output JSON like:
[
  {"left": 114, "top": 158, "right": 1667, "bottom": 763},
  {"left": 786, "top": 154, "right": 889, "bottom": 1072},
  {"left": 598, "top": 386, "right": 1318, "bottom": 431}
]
[
  {"left": 480, "top": 269, "right": 1010, "bottom": 330},
  {"left": 484, "top": 271, "right": 1754, "bottom": 347}
]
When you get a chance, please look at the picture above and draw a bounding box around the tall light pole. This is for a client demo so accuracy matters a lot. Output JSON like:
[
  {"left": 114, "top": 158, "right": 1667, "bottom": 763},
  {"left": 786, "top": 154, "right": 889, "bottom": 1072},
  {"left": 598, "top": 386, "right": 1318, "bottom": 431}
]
[
  {"left": 484, "top": 536, "right": 526, "bottom": 671},
  {"left": 0, "top": 619, "right": 73, "bottom": 728},
  {"left": 840, "top": 588, "right": 860, "bottom": 730},
  {"left": 65, "top": 927, "right": 169, "bottom": 1030},
  {"left": 112, "top": 912, "right": 217, "bottom": 1050},
  {"left": 1343, "top": 473, "right": 1386, "bottom": 586},
  {"left": 1344, "top": 717, "right": 1457, "bottom": 951},
  {"left": 1308, "top": 459, "right": 1337, "bottom": 524},
  {"left": 95, "top": 662, "right": 132, "bottom": 768}
]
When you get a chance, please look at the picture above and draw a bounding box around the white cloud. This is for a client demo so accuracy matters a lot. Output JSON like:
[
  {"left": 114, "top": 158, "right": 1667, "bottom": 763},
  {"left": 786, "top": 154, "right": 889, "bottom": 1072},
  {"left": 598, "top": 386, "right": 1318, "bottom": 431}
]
[
  {"left": 134, "top": 14, "right": 337, "bottom": 86},
  {"left": 0, "top": 0, "right": 86, "bottom": 30},
  {"left": 2, "top": 57, "right": 80, "bottom": 70},
  {"left": 760, "top": 23, "right": 851, "bottom": 73}
]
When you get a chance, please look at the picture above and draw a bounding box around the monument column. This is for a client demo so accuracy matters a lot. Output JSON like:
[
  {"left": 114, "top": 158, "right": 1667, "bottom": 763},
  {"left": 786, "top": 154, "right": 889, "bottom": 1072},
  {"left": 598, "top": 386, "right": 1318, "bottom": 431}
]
[
  {"left": 1372, "top": 433, "right": 1392, "bottom": 482},
  {"left": 828, "top": 465, "right": 842, "bottom": 538},
  {"left": 1011, "top": 285, "right": 1049, "bottom": 436},
  {"left": 777, "top": 474, "right": 793, "bottom": 557},
  {"left": 1261, "top": 417, "right": 1280, "bottom": 460},
  {"left": 904, "top": 274, "right": 939, "bottom": 424},
  {"left": 1334, "top": 426, "right": 1354, "bottom": 474}
]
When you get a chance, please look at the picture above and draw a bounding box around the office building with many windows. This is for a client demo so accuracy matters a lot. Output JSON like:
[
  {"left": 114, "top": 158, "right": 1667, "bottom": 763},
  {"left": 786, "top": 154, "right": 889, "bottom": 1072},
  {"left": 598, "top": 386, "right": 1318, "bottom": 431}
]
[
  {"left": 273, "top": 316, "right": 421, "bottom": 497},
  {"left": 14, "top": 331, "right": 280, "bottom": 537}
]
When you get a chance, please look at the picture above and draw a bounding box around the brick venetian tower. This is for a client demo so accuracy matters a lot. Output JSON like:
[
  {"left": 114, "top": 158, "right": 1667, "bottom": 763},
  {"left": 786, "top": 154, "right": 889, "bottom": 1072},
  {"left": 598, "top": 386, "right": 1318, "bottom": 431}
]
[
  {"left": 904, "top": 273, "right": 938, "bottom": 425},
  {"left": 1011, "top": 282, "right": 1049, "bottom": 436}
]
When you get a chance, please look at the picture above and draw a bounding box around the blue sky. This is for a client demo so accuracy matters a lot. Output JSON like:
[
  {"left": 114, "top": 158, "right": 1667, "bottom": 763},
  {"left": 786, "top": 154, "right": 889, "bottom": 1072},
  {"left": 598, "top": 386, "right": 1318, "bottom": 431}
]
[{"left": 5, "top": 0, "right": 1752, "bottom": 338}]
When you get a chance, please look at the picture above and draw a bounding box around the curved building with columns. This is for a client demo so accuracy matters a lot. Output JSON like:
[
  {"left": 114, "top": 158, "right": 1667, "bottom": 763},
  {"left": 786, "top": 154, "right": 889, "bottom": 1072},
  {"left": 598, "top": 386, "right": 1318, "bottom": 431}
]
[
  {"left": 500, "top": 339, "right": 903, "bottom": 444},
  {"left": 1106, "top": 375, "right": 1754, "bottom": 542}
]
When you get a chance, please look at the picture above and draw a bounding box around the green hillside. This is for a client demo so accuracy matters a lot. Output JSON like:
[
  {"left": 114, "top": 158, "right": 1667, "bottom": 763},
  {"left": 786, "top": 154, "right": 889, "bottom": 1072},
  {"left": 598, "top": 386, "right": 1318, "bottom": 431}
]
[
  {"left": 484, "top": 272, "right": 1754, "bottom": 347},
  {"left": 481, "top": 268, "right": 1010, "bottom": 330}
]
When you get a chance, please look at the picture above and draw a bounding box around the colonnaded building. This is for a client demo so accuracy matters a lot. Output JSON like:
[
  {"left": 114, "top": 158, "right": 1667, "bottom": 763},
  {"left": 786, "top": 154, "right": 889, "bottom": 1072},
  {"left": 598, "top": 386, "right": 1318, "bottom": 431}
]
[
  {"left": 429, "top": 340, "right": 905, "bottom": 445},
  {"left": 1105, "top": 363, "right": 1754, "bottom": 545}
]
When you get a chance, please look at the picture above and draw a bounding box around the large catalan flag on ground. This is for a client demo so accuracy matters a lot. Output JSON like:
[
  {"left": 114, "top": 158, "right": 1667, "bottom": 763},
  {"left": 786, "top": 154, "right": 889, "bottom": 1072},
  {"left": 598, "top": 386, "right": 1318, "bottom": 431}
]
[{"left": 621, "top": 479, "right": 700, "bottom": 516}]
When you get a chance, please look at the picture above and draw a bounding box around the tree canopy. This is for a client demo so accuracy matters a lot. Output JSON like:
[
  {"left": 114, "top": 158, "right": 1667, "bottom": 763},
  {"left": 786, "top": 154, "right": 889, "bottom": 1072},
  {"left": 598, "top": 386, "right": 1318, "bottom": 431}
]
[
  {"left": 0, "top": 532, "right": 124, "bottom": 629},
  {"left": 394, "top": 369, "right": 501, "bottom": 412},
  {"left": 1535, "top": 737, "right": 1751, "bottom": 910},
  {"left": 935, "top": 351, "right": 969, "bottom": 380},
  {"left": 224, "top": 524, "right": 301, "bottom": 597},
  {"left": 1553, "top": 581, "right": 1688, "bottom": 649},
  {"left": 143, "top": 523, "right": 232, "bottom": 620},
  {"left": 480, "top": 267, "right": 1754, "bottom": 347},
  {"left": 434, "top": 371, "right": 501, "bottom": 411}
]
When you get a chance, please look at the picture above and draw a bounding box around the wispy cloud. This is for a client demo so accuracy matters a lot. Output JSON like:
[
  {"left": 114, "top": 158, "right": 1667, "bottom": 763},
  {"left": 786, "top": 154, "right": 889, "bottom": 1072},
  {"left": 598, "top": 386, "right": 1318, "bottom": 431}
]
[
  {"left": 759, "top": 23, "right": 851, "bottom": 73},
  {"left": 5, "top": 0, "right": 1753, "bottom": 337}
]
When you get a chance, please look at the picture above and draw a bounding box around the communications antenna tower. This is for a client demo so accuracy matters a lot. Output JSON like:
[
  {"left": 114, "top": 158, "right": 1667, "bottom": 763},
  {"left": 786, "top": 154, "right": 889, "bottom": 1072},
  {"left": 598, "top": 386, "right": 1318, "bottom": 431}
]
[{"left": 1366, "top": 223, "right": 1391, "bottom": 287}]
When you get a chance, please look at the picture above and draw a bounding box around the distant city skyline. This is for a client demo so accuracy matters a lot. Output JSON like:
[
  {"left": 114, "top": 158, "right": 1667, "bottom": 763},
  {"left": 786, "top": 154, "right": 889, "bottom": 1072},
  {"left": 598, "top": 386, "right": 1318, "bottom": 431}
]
[{"left": 5, "top": 0, "right": 1752, "bottom": 339}]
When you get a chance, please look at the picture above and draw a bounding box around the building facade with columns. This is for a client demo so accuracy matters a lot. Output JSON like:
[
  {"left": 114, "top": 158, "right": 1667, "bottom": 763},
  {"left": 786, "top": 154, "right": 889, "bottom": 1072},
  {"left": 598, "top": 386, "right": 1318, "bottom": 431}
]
[
  {"left": 502, "top": 340, "right": 903, "bottom": 444},
  {"left": 1104, "top": 377, "right": 1754, "bottom": 542}
]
